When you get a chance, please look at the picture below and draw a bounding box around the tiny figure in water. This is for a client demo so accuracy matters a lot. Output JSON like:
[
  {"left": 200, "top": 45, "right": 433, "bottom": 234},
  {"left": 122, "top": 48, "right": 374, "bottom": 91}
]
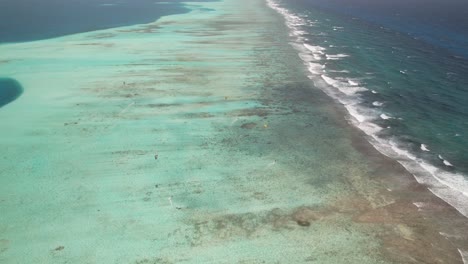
[
  {"left": 123, "top": 81, "right": 126, "bottom": 85},
  {"left": 154, "top": 154, "right": 158, "bottom": 160}
]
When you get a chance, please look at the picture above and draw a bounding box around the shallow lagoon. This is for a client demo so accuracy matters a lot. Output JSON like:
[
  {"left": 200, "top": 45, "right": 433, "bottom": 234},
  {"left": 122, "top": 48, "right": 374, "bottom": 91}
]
[{"left": 0, "top": 0, "right": 467, "bottom": 263}]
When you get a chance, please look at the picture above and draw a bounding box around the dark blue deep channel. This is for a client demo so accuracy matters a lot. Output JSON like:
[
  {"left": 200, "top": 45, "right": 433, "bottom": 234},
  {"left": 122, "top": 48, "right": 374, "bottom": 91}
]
[
  {"left": 0, "top": 78, "right": 23, "bottom": 108},
  {"left": 0, "top": 0, "right": 217, "bottom": 43}
]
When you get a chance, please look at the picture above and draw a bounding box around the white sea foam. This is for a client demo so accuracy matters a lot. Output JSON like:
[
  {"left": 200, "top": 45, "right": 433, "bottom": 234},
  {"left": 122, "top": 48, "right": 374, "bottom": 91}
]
[
  {"left": 347, "top": 79, "right": 359, "bottom": 86},
  {"left": 372, "top": 101, "right": 383, "bottom": 107},
  {"left": 444, "top": 160, "right": 454, "bottom": 167},
  {"left": 438, "top": 155, "right": 454, "bottom": 166},
  {"left": 304, "top": 43, "right": 325, "bottom": 54},
  {"left": 308, "top": 62, "right": 325, "bottom": 74},
  {"left": 321, "top": 75, "right": 368, "bottom": 96},
  {"left": 421, "top": 144, "right": 430, "bottom": 151},
  {"left": 292, "top": 30, "right": 307, "bottom": 36},
  {"left": 303, "top": 44, "right": 326, "bottom": 60},
  {"left": 344, "top": 104, "right": 368, "bottom": 123},
  {"left": 382, "top": 140, "right": 468, "bottom": 217},
  {"left": 266, "top": 0, "right": 468, "bottom": 218},
  {"left": 357, "top": 121, "right": 383, "bottom": 134},
  {"left": 380, "top": 113, "right": 392, "bottom": 120},
  {"left": 326, "top": 54, "right": 350, "bottom": 60},
  {"left": 329, "top": 70, "right": 350, "bottom": 73}
]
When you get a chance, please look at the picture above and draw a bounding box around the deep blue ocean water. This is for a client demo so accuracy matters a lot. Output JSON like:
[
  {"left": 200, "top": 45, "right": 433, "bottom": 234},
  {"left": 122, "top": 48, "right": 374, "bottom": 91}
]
[
  {"left": 291, "top": 0, "right": 468, "bottom": 58},
  {"left": 268, "top": 0, "right": 468, "bottom": 215},
  {"left": 0, "top": 0, "right": 216, "bottom": 43}
]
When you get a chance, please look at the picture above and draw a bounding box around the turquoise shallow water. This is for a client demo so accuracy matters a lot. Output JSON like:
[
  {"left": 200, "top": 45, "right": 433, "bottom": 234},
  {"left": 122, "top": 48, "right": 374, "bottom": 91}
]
[{"left": 1, "top": 0, "right": 468, "bottom": 263}]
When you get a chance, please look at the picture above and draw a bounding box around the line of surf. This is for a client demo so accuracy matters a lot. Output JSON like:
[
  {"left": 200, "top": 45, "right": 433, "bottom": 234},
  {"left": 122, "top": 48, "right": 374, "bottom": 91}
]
[{"left": 265, "top": 0, "right": 468, "bottom": 218}]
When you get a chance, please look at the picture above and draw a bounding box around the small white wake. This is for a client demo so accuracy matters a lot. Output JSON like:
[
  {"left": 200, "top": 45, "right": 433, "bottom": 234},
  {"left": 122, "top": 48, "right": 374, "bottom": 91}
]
[{"left": 119, "top": 101, "right": 135, "bottom": 115}]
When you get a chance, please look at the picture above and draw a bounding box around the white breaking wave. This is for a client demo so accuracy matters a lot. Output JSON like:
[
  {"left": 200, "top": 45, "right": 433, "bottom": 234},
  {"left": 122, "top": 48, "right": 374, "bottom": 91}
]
[
  {"left": 303, "top": 43, "right": 325, "bottom": 54},
  {"left": 308, "top": 62, "right": 325, "bottom": 75},
  {"left": 266, "top": 0, "right": 468, "bottom": 218},
  {"left": 303, "top": 44, "right": 325, "bottom": 60},
  {"left": 421, "top": 144, "right": 430, "bottom": 151},
  {"left": 380, "top": 113, "right": 392, "bottom": 120},
  {"left": 326, "top": 54, "right": 350, "bottom": 60},
  {"left": 321, "top": 75, "right": 368, "bottom": 96},
  {"left": 444, "top": 160, "right": 454, "bottom": 167},
  {"left": 438, "top": 155, "right": 454, "bottom": 167}
]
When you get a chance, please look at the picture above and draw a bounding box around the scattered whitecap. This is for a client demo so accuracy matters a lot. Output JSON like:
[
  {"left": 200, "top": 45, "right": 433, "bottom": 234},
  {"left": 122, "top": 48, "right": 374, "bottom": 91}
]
[
  {"left": 347, "top": 79, "right": 359, "bottom": 86},
  {"left": 444, "top": 160, "right": 454, "bottom": 167},
  {"left": 371, "top": 90, "right": 378, "bottom": 94},
  {"left": 326, "top": 54, "right": 349, "bottom": 60},
  {"left": 420, "top": 144, "right": 430, "bottom": 152},
  {"left": 372, "top": 101, "right": 383, "bottom": 107},
  {"left": 380, "top": 114, "right": 392, "bottom": 120},
  {"left": 399, "top": 70, "right": 407, "bottom": 74}
]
